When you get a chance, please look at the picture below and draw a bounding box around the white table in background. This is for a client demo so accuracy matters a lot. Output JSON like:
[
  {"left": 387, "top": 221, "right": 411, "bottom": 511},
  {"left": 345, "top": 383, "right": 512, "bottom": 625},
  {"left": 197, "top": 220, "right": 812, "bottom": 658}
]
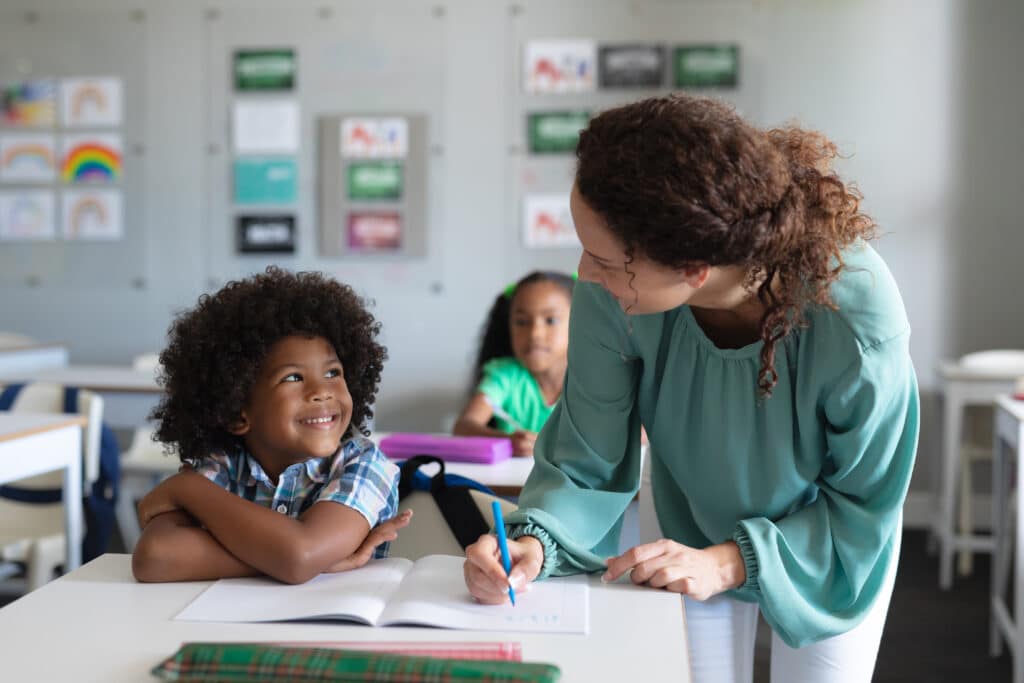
[
  {"left": 935, "top": 361, "right": 1024, "bottom": 589},
  {"left": 0, "top": 343, "right": 69, "bottom": 375},
  {"left": 990, "top": 395, "right": 1024, "bottom": 683},
  {"left": 0, "top": 364, "right": 161, "bottom": 430},
  {"left": 0, "top": 413, "right": 85, "bottom": 572},
  {"left": 0, "top": 553, "right": 691, "bottom": 682}
]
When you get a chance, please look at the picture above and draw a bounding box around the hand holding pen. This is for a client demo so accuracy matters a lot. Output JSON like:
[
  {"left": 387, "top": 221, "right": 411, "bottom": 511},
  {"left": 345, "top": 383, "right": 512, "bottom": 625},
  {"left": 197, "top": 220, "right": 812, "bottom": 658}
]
[{"left": 462, "top": 510, "right": 544, "bottom": 605}]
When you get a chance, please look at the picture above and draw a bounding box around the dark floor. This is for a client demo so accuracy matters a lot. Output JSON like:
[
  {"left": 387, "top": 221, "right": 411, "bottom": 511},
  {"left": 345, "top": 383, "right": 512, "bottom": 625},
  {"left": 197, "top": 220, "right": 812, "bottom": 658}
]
[{"left": 753, "top": 529, "right": 1012, "bottom": 682}]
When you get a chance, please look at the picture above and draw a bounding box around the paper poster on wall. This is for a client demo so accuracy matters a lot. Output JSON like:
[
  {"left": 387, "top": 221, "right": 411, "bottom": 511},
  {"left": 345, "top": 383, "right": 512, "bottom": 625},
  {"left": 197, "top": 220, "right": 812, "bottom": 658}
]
[
  {"left": 346, "top": 211, "right": 402, "bottom": 251},
  {"left": 523, "top": 40, "right": 597, "bottom": 94},
  {"left": 62, "top": 189, "right": 122, "bottom": 240},
  {"left": 0, "top": 134, "right": 57, "bottom": 183},
  {"left": 673, "top": 45, "right": 740, "bottom": 88},
  {"left": 235, "top": 49, "right": 296, "bottom": 91},
  {"left": 237, "top": 214, "right": 295, "bottom": 253},
  {"left": 0, "top": 191, "right": 56, "bottom": 241},
  {"left": 234, "top": 158, "right": 297, "bottom": 204},
  {"left": 347, "top": 161, "right": 403, "bottom": 200},
  {"left": 60, "top": 134, "right": 123, "bottom": 183},
  {"left": 1, "top": 80, "right": 57, "bottom": 127},
  {"left": 60, "top": 77, "right": 123, "bottom": 127},
  {"left": 599, "top": 45, "right": 665, "bottom": 88},
  {"left": 340, "top": 118, "right": 408, "bottom": 159},
  {"left": 527, "top": 111, "right": 589, "bottom": 154},
  {"left": 233, "top": 100, "right": 299, "bottom": 154},
  {"left": 523, "top": 194, "right": 579, "bottom": 248}
]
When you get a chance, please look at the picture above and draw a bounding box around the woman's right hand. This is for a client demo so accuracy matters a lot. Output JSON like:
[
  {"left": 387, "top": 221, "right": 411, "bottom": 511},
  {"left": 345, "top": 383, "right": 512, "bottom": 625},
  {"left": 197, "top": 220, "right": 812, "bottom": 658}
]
[
  {"left": 464, "top": 534, "right": 543, "bottom": 604},
  {"left": 510, "top": 430, "right": 537, "bottom": 457}
]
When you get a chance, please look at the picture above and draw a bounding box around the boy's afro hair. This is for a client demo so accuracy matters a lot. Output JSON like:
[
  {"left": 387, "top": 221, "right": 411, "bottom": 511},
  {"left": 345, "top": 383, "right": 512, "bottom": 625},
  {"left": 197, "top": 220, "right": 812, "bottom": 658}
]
[{"left": 150, "top": 266, "right": 387, "bottom": 462}]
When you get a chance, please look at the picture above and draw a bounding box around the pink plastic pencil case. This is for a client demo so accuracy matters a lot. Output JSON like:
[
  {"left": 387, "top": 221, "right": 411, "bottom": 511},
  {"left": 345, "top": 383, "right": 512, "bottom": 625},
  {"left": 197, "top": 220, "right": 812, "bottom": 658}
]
[{"left": 378, "top": 433, "right": 513, "bottom": 464}]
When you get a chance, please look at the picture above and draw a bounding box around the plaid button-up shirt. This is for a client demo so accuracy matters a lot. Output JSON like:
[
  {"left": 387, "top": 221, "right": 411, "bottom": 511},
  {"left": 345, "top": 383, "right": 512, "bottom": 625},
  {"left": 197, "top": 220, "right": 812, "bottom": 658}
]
[{"left": 193, "top": 436, "right": 400, "bottom": 558}]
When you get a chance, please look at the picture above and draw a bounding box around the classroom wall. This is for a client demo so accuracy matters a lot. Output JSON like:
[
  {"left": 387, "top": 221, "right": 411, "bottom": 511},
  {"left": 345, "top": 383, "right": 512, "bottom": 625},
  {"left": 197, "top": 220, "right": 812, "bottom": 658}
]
[{"left": 1, "top": 0, "right": 1022, "bottom": 506}]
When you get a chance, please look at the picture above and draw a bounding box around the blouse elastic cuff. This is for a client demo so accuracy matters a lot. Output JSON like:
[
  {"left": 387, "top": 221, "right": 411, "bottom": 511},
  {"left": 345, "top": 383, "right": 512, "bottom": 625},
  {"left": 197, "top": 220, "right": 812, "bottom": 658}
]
[
  {"left": 732, "top": 524, "right": 761, "bottom": 593},
  {"left": 508, "top": 523, "right": 557, "bottom": 579}
]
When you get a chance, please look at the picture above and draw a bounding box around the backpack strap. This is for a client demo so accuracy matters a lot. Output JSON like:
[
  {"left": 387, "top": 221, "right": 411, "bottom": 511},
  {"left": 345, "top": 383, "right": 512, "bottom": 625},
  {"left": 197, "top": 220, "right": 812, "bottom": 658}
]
[
  {"left": 398, "top": 455, "right": 492, "bottom": 550},
  {"left": 0, "top": 383, "right": 25, "bottom": 411}
]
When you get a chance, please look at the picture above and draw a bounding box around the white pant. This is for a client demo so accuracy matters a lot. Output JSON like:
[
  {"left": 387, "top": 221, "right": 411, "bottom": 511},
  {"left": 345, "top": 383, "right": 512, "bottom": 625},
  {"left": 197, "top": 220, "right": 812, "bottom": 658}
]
[{"left": 638, "top": 456, "right": 898, "bottom": 683}]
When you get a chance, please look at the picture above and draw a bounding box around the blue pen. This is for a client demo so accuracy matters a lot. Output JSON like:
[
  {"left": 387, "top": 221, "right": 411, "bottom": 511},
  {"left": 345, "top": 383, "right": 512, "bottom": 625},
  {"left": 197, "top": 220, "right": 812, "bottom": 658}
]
[{"left": 491, "top": 500, "right": 516, "bottom": 606}]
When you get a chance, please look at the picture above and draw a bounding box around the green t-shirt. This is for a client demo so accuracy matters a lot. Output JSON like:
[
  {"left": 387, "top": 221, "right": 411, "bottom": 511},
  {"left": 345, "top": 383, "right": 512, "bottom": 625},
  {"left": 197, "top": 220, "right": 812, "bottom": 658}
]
[
  {"left": 477, "top": 357, "right": 556, "bottom": 434},
  {"left": 505, "top": 242, "right": 920, "bottom": 649}
]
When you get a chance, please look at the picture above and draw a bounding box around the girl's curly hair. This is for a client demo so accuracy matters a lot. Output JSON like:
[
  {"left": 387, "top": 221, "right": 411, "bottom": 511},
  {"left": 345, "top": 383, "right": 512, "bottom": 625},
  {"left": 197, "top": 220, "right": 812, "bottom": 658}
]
[
  {"left": 151, "top": 266, "right": 387, "bottom": 462},
  {"left": 575, "top": 94, "right": 876, "bottom": 396}
]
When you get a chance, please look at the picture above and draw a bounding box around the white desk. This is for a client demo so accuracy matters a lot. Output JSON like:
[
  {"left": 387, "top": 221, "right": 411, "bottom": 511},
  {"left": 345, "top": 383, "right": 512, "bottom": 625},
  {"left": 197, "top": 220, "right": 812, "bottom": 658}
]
[
  {"left": 935, "top": 362, "right": 1024, "bottom": 589},
  {"left": 0, "top": 364, "right": 162, "bottom": 429},
  {"left": 0, "top": 413, "right": 85, "bottom": 572},
  {"left": 0, "top": 343, "right": 69, "bottom": 375},
  {"left": 0, "top": 554, "right": 691, "bottom": 682},
  {"left": 990, "top": 395, "right": 1024, "bottom": 682}
]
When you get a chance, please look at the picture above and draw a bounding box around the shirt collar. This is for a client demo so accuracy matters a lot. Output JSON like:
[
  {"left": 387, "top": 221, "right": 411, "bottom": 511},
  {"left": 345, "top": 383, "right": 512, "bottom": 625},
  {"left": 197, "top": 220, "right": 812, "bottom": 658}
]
[{"left": 239, "top": 446, "right": 340, "bottom": 487}]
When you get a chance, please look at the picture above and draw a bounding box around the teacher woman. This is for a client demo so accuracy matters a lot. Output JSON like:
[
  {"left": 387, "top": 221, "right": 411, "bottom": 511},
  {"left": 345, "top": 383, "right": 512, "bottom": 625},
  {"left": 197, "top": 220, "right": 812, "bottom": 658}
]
[{"left": 464, "top": 94, "right": 918, "bottom": 683}]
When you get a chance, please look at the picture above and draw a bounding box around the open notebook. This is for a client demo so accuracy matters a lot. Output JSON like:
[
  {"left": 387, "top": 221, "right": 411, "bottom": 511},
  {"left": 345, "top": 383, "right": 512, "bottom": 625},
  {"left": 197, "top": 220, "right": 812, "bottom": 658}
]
[{"left": 175, "top": 554, "right": 588, "bottom": 634}]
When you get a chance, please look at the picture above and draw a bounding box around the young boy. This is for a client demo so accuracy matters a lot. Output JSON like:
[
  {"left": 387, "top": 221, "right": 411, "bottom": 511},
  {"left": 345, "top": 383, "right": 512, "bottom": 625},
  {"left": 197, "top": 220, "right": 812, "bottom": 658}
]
[{"left": 132, "top": 267, "right": 410, "bottom": 584}]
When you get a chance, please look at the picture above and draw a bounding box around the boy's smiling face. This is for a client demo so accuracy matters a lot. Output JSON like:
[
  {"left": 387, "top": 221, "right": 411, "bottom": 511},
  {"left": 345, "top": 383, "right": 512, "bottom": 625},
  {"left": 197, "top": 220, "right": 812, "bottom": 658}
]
[{"left": 231, "top": 334, "right": 353, "bottom": 481}]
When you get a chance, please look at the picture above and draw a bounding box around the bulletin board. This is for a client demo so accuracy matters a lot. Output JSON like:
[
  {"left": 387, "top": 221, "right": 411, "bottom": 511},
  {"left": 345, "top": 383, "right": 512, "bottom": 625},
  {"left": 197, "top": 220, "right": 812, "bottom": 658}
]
[
  {"left": 503, "top": 0, "right": 761, "bottom": 275},
  {"left": 202, "top": 4, "right": 446, "bottom": 291},
  {"left": 0, "top": 8, "right": 147, "bottom": 289}
]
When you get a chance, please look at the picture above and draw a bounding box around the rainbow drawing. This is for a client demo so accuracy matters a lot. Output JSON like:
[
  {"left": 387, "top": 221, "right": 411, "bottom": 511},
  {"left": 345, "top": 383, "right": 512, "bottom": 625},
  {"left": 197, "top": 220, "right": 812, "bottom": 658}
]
[
  {"left": 61, "top": 135, "right": 122, "bottom": 183},
  {"left": 62, "top": 190, "right": 121, "bottom": 240},
  {"left": 0, "top": 135, "right": 57, "bottom": 182},
  {"left": 60, "top": 77, "right": 122, "bottom": 127}
]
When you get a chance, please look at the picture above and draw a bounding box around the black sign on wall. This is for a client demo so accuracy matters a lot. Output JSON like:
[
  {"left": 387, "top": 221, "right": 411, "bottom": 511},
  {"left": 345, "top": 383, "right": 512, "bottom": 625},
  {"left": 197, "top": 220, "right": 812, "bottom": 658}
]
[{"left": 236, "top": 214, "right": 296, "bottom": 254}]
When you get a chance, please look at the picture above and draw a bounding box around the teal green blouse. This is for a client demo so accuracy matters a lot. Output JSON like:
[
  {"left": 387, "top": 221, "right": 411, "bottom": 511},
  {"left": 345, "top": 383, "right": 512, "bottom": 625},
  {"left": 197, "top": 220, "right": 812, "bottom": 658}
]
[{"left": 505, "top": 243, "right": 919, "bottom": 648}]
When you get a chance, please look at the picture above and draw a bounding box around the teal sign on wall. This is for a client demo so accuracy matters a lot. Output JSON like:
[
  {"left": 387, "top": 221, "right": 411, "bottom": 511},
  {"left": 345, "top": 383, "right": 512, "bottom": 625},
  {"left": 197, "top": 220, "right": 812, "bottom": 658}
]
[
  {"left": 233, "top": 158, "right": 297, "bottom": 204},
  {"left": 234, "top": 49, "right": 296, "bottom": 91},
  {"left": 673, "top": 45, "right": 739, "bottom": 88}
]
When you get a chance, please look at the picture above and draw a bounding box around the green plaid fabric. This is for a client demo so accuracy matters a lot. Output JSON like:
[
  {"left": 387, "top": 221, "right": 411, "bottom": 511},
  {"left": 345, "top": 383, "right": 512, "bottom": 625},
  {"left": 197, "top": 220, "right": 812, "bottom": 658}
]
[{"left": 152, "top": 642, "right": 561, "bottom": 683}]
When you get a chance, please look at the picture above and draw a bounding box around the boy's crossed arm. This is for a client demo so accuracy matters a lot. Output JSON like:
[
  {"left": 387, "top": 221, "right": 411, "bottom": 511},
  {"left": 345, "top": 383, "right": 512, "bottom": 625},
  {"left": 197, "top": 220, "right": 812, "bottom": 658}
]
[{"left": 131, "top": 471, "right": 410, "bottom": 584}]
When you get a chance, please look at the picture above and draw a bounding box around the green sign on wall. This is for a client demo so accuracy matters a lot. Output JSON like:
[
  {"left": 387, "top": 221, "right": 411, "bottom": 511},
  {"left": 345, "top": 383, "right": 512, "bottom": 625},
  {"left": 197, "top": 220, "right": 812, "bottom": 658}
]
[
  {"left": 234, "top": 49, "right": 296, "bottom": 91},
  {"left": 527, "top": 111, "right": 590, "bottom": 154},
  {"left": 347, "top": 161, "right": 404, "bottom": 200},
  {"left": 234, "top": 158, "right": 297, "bottom": 204},
  {"left": 673, "top": 45, "right": 739, "bottom": 88}
]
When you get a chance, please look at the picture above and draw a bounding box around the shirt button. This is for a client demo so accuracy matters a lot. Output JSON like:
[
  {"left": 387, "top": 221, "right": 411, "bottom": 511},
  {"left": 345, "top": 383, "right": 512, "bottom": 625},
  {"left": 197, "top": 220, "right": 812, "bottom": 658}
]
[{"left": 276, "top": 504, "right": 287, "bottom": 514}]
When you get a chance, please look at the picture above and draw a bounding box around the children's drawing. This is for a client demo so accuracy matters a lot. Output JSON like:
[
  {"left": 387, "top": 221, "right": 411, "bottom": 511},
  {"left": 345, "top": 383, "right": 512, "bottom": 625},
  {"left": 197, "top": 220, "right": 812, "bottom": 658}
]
[
  {"left": 523, "top": 40, "right": 597, "bottom": 94},
  {"left": 1, "top": 80, "right": 57, "bottom": 127},
  {"left": 0, "top": 191, "right": 56, "bottom": 240},
  {"left": 340, "top": 118, "right": 408, "bottom": 159},
  {"left": 0, "top": 134, "right": 57, "bottom": 182},
  {"left": 523, "top": 194, "right": 579, "bottom": 248},
  {"left": 60, "top": 134, "right": 123, "bottom": 183},
  {"left": 62, "top": 189, "right": 122, "bottom": 240},
  {"left": 60, "top": 77, "right": 123, "bottom": 127}
]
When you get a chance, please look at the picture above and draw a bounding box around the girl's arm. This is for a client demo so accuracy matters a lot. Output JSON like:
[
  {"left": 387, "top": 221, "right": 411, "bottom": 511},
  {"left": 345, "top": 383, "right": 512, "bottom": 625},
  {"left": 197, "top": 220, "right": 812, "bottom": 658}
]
[
  {"left": 137, "top": 472, "right": 377, "bottom": 584},
  {"left": 452, "top": 392, "right": 506, "bottom": 437},
  {"left": 454, "top": 392, "right": 535, "bottom": 456}
]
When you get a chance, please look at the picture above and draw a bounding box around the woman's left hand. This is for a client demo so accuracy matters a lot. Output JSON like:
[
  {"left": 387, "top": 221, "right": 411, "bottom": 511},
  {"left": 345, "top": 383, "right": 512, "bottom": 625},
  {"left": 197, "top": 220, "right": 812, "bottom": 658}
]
[{"left": 602, "top": 539, "right": 746, "bottom": 601}]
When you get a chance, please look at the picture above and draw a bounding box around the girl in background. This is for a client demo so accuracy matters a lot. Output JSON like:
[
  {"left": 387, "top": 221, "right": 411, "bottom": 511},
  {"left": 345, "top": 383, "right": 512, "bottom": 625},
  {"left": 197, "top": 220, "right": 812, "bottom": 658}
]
[{"left": 453, "top": 271, "right": 574, "bottom": 457}]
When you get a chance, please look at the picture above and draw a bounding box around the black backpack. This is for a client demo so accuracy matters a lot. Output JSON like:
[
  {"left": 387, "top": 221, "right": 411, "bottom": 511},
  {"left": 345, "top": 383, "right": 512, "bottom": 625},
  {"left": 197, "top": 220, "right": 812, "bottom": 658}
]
[
  {"left": 0, "top": 383, "right": 121, "bottom": 564},
  {"left": 397, "top": 454, "right": 495, "bottom": 550}
]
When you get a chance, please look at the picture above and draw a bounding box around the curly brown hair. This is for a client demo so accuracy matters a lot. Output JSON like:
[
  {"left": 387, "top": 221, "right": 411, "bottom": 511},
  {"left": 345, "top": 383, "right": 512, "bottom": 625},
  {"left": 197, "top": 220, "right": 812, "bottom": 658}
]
[
  {"left": 151, "top": 267, "right": 387, "bottom": 462},
  {"left": 575, "top": 94, "right": 876, "bottom": 396}
]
